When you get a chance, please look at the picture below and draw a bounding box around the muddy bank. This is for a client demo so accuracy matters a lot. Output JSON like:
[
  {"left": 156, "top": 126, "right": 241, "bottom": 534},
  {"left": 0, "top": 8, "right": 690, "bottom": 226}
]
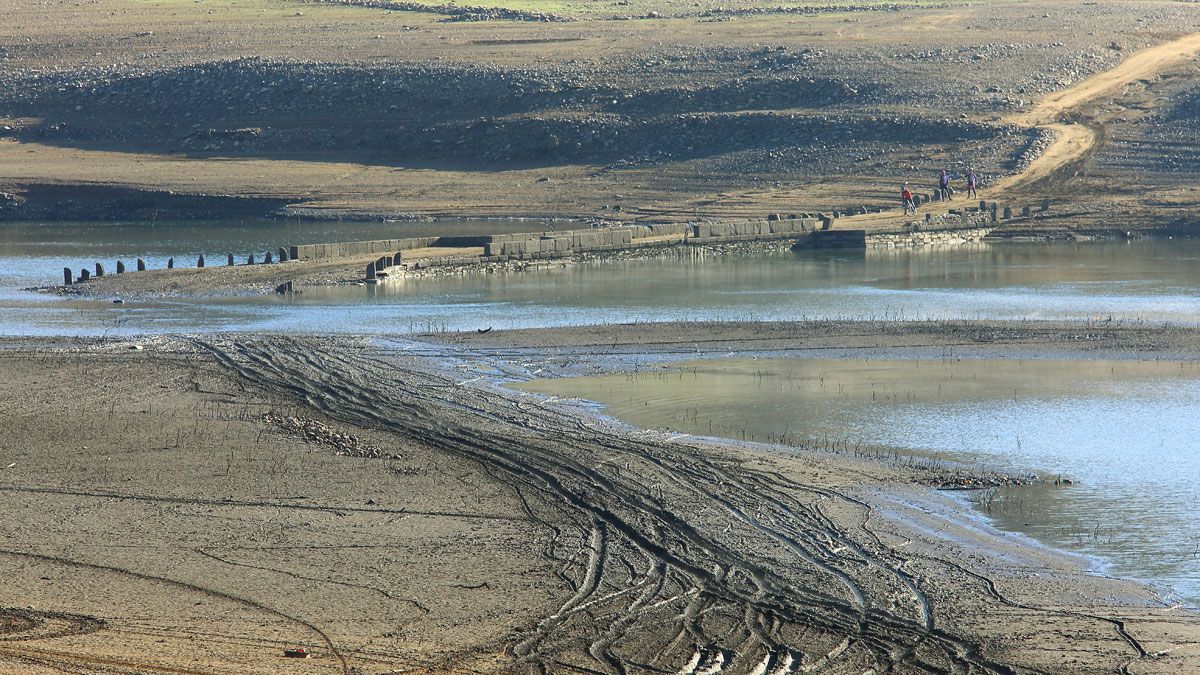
[
  {"left": 0, "top": 182, "right": 293, "bottom": 222},
  {"left": 3, "top": 329, "right": 1198, "bottom": 671},
  {"left": 438, "top": 318, "right": 1200, "bottom": 359}
]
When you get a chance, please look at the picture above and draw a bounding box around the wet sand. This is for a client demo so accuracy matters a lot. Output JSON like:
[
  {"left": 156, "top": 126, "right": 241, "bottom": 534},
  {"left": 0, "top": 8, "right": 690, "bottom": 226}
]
[{"left": 1, "top": 323, "right": 1198, "bottom": 672}]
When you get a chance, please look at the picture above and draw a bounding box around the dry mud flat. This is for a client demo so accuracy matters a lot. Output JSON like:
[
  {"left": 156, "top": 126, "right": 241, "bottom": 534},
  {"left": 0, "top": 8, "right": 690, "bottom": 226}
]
[{"left": 1, "top": 325, "right": 1199, "bottom": 672}]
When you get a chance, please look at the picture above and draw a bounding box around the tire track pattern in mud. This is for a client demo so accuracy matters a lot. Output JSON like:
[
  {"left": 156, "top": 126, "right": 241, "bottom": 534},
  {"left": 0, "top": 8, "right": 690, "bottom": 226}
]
[
  {"left": 196, "top": 337, "right": 1140, "bottom": 673},
  {"left": 0, "top": 609, "right": 104, "bottom": 642}
]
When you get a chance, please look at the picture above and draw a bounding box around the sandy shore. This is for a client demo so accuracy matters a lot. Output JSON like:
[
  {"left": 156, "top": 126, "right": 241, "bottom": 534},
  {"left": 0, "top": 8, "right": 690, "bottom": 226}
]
[{"left": 1, "top": 323, "right": 1197, "bottom": 673}]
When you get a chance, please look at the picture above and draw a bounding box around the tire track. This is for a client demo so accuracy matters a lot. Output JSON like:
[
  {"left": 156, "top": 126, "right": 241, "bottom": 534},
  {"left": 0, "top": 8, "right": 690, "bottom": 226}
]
[{"left": 192, "top": 335, "right": 1040, "bottom": 673}]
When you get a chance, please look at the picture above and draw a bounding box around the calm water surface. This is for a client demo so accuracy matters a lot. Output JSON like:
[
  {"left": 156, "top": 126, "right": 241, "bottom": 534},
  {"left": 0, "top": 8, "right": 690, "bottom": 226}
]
[
  {"left": 2, "top": 221, "right": 1200, "bottom": 335},
  {"left": 518, "top": 358, "right": 1200, "bottom": 606}
]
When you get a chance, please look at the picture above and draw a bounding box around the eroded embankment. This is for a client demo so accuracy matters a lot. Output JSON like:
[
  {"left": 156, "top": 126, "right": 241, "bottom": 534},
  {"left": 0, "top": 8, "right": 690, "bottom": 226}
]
[{"left": 191, "top": 330, "right": 1200, "bottom": 673}]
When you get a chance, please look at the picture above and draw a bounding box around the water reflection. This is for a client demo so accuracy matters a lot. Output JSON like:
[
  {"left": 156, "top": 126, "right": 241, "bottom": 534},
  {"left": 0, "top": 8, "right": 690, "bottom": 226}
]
[
  {"left": 2, "top": 224, "right": 1200, "bottom": 335},
  {"left": 518, "top": 357, "right": 1200, "bottom": 606}
]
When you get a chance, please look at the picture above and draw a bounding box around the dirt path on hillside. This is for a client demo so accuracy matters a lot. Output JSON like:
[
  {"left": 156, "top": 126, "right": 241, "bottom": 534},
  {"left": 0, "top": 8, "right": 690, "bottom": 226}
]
[
  {"left": 994, "top": 31, "right": 1200, "bottom": 193},
  {"left": 1014, "top": 33, "right": 1200, "bottom": 127},
  {"left": 838, "top": 31, "right": 1200, "bottom": 229}
]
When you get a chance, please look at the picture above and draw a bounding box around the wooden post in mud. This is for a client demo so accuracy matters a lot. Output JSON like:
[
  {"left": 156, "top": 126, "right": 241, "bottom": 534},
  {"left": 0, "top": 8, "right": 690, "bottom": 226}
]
[
  {"left": 116, "top": 260, "right": 125, "bottom": 274},
  {"left": 278, "top": 247, "right": 288, "bottom": 262},
  {"left": 94, "top": 262, "right": 104, "bottom": 277},
  {"left": 63, "top": 268, "right": 72, "bottom": 286},
  {"left": 167, "top": 257, "right": 174, "bottom": 269},
  {"left": 197, "top": 255, "right": 205, "bottom": 268},
  {"left": 137, "top": 258, "right": 145, "bottom": 272},
  {"left": 365, "top": 261, "right": 377, "bottom": 281}
]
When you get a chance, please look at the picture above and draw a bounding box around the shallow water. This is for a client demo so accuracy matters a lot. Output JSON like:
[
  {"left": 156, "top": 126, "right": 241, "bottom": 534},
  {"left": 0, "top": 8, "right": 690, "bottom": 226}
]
[
  {"left": 3, "top": 223, "right": 1200, "bottom": 335},
  {"left": 517, "top": 357, "right": 1200, "bottom": 606}
]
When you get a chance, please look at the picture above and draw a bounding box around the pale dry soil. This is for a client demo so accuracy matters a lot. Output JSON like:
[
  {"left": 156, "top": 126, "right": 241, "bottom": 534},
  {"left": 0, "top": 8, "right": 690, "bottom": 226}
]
[
  {"left": 0, "top": 325, "right": 1198, "bottom": 673},
  {"left": 5, "top": 0, "right": 1200, "bottom": 228}
]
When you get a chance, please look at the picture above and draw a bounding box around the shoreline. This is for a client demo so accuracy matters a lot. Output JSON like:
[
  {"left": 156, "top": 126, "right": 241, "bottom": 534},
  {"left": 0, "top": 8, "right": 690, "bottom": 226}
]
[
  {"left": 37, "top": 226, "right": 1199, "bottom": 303},
  {"left": 3, "top": 323, "right": 1197, "bottom": 671},
  {"left": 466, "top": 320, "right": 1200, "bottom": 612}
]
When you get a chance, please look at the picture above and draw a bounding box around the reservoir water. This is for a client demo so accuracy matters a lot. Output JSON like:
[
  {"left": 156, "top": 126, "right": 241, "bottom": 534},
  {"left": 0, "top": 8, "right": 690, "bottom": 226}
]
[
  {"left": 3, "top": 221, "right": 1200, "bottom": 335},
  {"left": 517, "top": 357, "right": 1200, "bottom": 607}
]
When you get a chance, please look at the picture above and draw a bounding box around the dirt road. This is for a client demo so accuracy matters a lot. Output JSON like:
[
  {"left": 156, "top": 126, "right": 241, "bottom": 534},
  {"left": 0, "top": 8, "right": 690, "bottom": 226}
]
[
  {"left": 835, "top": 30, "right": 1200, "bottom": 230},
  {"left": 993, "top": 31, "right": 1200, "bottom": 194}
]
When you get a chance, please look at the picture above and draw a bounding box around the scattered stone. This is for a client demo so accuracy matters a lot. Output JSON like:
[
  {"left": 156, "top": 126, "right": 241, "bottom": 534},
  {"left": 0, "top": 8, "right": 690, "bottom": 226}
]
[{"left": 262, "top": 411, "right": 390, "bottom": 459}]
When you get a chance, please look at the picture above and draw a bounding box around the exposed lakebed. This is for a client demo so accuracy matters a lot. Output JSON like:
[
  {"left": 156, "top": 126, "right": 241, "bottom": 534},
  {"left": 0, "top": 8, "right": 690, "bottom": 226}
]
[{"left": 517, "top": 356, "right": 1200, "bottom": 606}]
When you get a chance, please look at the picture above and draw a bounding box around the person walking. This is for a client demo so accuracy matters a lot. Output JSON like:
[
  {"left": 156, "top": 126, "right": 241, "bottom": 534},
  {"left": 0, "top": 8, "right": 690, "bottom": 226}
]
[
  {"left": 938, "top": 169, "right": 953, "bottom": 201},
  {"left": 965, "top": 168, "right": 978, "bottom": 199},
  {"left": 901, "top": 184, "right": 916, "bottom": 215}
]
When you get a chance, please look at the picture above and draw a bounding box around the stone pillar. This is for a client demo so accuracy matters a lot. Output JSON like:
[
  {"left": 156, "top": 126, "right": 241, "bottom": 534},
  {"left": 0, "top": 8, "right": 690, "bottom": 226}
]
[
  {"left": 394, "top": 251, "right": 404, "bottom": 264},
  {"left": 197, "top": 255, "right": 205, "bottom": 268},
  {"left": 278, "top": 247, "right": 288, "bottom": 262},
  {"left": 228, "top": 253, "right": 235, "bottom": 266},
  {"left": 247, "top": 254, "right": 255, "bottom": 265},
  {"left": 990, "top": 203, "right": 998, "bottom": 223},
  {"left": 95, "top": 262, "right": 104, "bottom": 277},
  {"left": 265, "top": 251, "right": 273, "bottom": 264},
  {"left": 167, "top": 257, "right": 174, "bottom": 269},
  {"left": 1041, "top": 198, "right": 1050, "bottom": 213},
  {"left": 820, "top": 215, "right": 833, "bottom": 230},
  {"left": 979, "top": 200, "right": 987, "bottom": 212},
  {"left": 116, "top": 260, "right": 125, "bottom": 274},
  {"left": 80, "top": 269, "right": 90, "bottom": 282},
  {"left": 137, "top": 258, "right": 146, "bottom": 271},
  {"left": 925, "top": 213, "right": 932, "bottom": 223},
  {"left": 385, "top": 256, "right": 394, "bottom": 268},
  {"left": 366, "top": 261, "right": 377, "bottom": 281},
  {"left": 1022, "top": 205, "right": 1032, "bottom": 218},
  {"left": 63, "top": 268, "right": 72, "bottom": 286},
  {"left": 1003, "top": 206, "right": 1012, "bottom": 220}
]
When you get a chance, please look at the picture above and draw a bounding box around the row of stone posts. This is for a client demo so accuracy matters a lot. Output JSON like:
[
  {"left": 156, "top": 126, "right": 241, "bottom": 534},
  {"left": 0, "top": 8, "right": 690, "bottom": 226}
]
[
  {"left": 63, "top": 247, "right": 295, "bottom": 285},
  {"left": 365, "top": 252, "right": 404, "bottom": 281},
  {"left": 913, "top": 199, "right": 1050, "bottom": 229}
]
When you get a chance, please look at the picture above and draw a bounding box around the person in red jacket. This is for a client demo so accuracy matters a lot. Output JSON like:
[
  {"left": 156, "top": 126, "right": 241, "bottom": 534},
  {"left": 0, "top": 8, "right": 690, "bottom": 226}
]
[{"left": 901, "top": 184, "right": 916, "bottom": 215}]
